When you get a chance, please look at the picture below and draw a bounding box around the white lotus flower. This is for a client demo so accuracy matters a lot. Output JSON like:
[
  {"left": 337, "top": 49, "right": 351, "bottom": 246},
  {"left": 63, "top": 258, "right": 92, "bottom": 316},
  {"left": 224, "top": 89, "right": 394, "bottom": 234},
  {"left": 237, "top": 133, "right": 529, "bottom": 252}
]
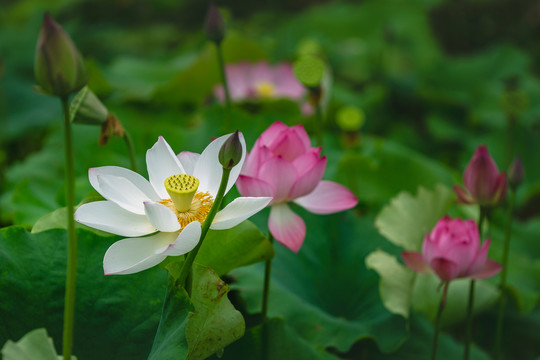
[{"left": 75, "top": 133, "right": 272, "bottom": 275}]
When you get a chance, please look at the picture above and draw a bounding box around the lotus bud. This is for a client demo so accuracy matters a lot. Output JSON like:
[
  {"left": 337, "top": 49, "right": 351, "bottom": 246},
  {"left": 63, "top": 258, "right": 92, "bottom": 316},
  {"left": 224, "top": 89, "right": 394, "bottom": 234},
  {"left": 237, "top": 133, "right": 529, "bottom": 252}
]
[
  {"left": 34, "top": 13, "right": 88, "bottom": 97},
  {"left": 508, "top": 156, "right": 524, "bottom": 190},
  {"left": 453, "top": 145, "right": 507, "bottom": 207},
  {"left": 204, "top": 2, "right": 226, "bottom": 45},
  {"left": 219, "top": 130, "right": 242, "bottom": 169}
]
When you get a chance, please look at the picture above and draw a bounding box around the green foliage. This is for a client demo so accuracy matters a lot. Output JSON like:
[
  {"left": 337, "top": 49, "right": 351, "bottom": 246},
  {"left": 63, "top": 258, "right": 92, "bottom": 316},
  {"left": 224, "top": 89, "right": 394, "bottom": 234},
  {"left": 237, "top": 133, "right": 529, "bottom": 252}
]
[
  {"left": 150, "top": 264, "right": 244, "bottom": 360},
  {"left": 0, "top": 227, "right": 167, "bottom": 359},
  {"left": 232, "top": 212, "right": 409, "bottom": 354},
  {"left": 1, "top": 328, "right": 75, "bottom": 360}
]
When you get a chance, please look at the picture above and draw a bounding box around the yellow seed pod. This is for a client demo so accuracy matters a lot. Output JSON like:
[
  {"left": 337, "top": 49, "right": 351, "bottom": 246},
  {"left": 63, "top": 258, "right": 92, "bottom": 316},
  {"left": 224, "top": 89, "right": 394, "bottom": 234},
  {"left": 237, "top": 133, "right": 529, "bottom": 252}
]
[{"left": 164, "top": 174, "right": 199, "bottom": 212}]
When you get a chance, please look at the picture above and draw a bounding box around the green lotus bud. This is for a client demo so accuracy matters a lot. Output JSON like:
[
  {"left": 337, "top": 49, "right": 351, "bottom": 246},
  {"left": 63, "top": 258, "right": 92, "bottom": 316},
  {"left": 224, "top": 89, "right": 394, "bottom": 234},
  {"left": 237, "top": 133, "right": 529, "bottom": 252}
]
[
  {"left": 293, "top": 56, "right": 325, "bottom": 88},
  {"left": 34, "top": 12, "right": 88, "bottom": 97},
  {"left": 70, "top": 87, "right": 108, "bottom": 125},
  {"left": 336, "top": 106, "right": 365, "bottom": 132},
  {"left": 219, "top": 130, "right": 242, "bottom": 169},
  {"left": 204, "top": 2, "right": 226, "bottom": 45}
]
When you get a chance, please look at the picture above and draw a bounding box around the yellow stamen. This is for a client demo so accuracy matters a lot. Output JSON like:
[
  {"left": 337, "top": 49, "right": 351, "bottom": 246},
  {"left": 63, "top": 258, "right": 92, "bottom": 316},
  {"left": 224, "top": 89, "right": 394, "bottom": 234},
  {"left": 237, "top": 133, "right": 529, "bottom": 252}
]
[
  {"left": 158, "top": 191, "right": 214, "bottom": 229},
  {"left": 254, "top": 81, "right": 276, "bottom": 98},
  {"left": 164, "top": 174, "right": 199, "bottom": 212}
]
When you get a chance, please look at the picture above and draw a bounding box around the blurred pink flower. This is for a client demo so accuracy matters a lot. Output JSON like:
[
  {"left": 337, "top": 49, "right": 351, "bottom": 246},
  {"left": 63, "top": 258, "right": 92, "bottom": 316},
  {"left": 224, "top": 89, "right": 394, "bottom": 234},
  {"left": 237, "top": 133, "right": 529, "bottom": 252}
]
[
  {"left": 453, "top": 145, "right": 507, "bottom": 206},
  {"left": 214, "top": 61, "right": 312, "bottom": 113},
  {"left": 401, "top": 216, "right": 502, "bottom": 282},
  {"left": 236, "top": 121, "right": 358, "bottom": 252}
]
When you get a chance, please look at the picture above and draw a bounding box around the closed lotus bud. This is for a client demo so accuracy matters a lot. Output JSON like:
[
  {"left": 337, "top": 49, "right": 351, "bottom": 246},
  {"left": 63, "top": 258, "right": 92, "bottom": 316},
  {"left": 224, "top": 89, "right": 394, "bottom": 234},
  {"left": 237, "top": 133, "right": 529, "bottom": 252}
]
[
  {"left": 219, "top": 130, "right": 242, "bottom": 169},
  {"left": 204, "top": 2, "right": 226, "bottom": 44},
  {"left": 508, "top": 156, "right": 524, "bottom": 190},
  {"left": 34, "top": 12, "right": 88, "bottom": 97},
  {"left": 453, "top": 145, "right": 507, "bottom": 207}
]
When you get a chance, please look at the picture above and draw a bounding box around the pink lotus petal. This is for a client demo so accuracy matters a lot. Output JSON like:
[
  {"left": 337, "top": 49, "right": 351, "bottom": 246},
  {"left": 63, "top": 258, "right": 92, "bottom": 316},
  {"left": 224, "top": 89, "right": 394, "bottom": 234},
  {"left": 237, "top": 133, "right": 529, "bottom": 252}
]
[
  {"left": 290, "top": 124, "right": 312, "bottom": 152},
  {"left": 292, "top": 149, "right": 321, "bottom": 176},
  {"left": 430, "top": 257, "right": 460, "bottom": 282},
  {"left": 492, "top": 172, "right": 508, "bottom": 205},
  {"left": 236, "top": 175, "right": 275, "bottom": 198},
  {"left": 467, "top": 238, "right": 491, "bottom": 276},
  {"left": 288, "top": 156, "right": 327, "bottom": 199},
  {"left": 259, "top": 156, "right": 298, "bottom": 203},
  {"left": 470, "top": 259, "right": 503, "bottom": 279},
  {"left": 268, "top": 203, "right": 306, "bottom": 253},
  {"left": 453, "top": 185, "right": 474, "bottom": 204},
  {"left": 294, "top": 180, "right": 357, "bottom": 214},
  {"left": 259, "top": 121, "right": 288, "bottom": 145},
  {"left": 268, "top": 130, "right": 306, "bottom": 161},
  {"left": 402, "top": 251, "right": 431, "bottom": 273}
]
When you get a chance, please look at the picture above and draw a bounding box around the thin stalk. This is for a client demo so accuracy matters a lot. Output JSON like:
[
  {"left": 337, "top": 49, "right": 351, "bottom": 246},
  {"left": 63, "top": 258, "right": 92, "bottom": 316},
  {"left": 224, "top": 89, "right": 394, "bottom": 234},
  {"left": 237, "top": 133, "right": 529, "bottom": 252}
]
[
  {"left": 261, "top": 234, "right": 274, "bottom": 321},
  {"left": 215, "top": 43, "right": 231, "bottom": 118},
  {"left": 176, "top": 168, "right": 231, "bottom": 288},
  {"left": 61, "top": 96, "right": 77, "bottom": 360},
  {"left": 315, "top": 101, "right": 323, "bottom": 147},
  {"left": 464, "top": 279, "right": 475, "bottom": 360},
  {"left": 464, "top": 207, "right": 487, "bottom": 360},
  {"left": 432, "top": 282, "right": 449, "bottom": 360},
  {"left": 495, "top": 189, "right": 516, "bottom": 359},
  {"left": 122, "top": 131, "right": 137, "bottom": 172}
]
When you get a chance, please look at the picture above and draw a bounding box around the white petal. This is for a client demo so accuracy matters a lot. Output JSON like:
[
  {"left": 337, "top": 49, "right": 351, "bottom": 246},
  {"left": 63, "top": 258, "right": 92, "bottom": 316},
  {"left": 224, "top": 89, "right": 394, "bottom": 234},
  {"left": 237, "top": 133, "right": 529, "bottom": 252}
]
[
  {"left": 97, "top": 175, "right": 151, "bottom": 215},
  {"left": 146, "top": 137, "right": 185, "bottom": 198},
  {"left": 103, "top": 232, "right": 178, "bottom": 275},
  {"left": 193, "top": 132, "right": 247, "bottom": 197},
  {"left": 210, "top": 196, "right": 272, "bottom": 230},
  {"left": 177, "top": 151, "right": 200, "bottom": 175},
  {"left": 164, "top": 221, "right": 201, "bottom": 256},
  {"left": 89, "top": 166, "right": 159, "bottom": 201},
  {"left": 75, "top": 201, "right": 156, "bottom": 237},
  {"left": 144, "top": 201, "right": 181, "bottom": 232}
]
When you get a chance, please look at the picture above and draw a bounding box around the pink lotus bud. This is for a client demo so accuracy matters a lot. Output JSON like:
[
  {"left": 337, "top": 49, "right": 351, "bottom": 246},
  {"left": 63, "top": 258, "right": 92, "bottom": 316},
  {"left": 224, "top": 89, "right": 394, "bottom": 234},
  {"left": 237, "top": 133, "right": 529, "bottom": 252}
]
[
  {"left": 453, "top": 145, "right": 507, "bottom": 206},
  {"left": 402, "top": 216, "right": 502, "bottom": 282},
  {"left": 237, "top": 121, "right": 357, "bottom": 252},
  {"left": 204, "top": 2, "right": 225, "bottom": 44},
  {"left": 34, "top": 13, "right": 88, "bottom": 97},
  {"left": 508, "top": 156, "right": 524, "bottom": 190}
]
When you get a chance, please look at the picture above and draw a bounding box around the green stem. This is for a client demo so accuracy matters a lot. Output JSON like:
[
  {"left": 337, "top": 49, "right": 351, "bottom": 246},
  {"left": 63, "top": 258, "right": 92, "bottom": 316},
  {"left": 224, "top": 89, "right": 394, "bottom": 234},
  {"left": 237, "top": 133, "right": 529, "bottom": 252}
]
[
  {"left": 123, "top": 131, "right": 137, "bottom": 172},
  {"left": 261, "top": 234, "right": 274, "bottom": 321},
  {"left": 216, "top": 43, "right": 231, "bottom": 120},
  {"left": 61, "top": 97, "right": 77, "bottom": 360},
  {"left": 494, "top": 189, "right": 516, "bottom": 359},
  {"left": 176, "top": 167, "right": 231, "bottom": 288},
  {"left": 432, "top": 282, "right": 449, "bottom": 360},
  {"left": 315, "top": 101, "right": 323, "bottom": 148},
  {"left": 464, "top": 279, "right": 475, "bottom": 360}
]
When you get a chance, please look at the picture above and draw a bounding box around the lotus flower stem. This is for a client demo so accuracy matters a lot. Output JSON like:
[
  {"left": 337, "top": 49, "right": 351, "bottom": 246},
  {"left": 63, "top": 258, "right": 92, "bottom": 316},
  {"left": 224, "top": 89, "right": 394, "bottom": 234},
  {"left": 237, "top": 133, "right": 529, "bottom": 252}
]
[
  {"left": 176, "top": 167, "right": 231, "bottom": 289},
  {"left": 495, "top": 188, "right": 516, "bottom": 359},
  {"left": 215, "top": 43, "right": 232, "bottom": 119},
  {"left": 261, "top": 234, "right": 274, "bottom": 321},
  {"left": 315, "top": 101, "right": 323, "bottom": 147},
  {"left": 122, "top": 131, "right": 137, "bottom": 172},
  {"left": 464, "top": 207, "right": 487, "bottom": 360},
  {"left": 432, "top": 282, "right": 449, "bottom": 360},
  {"left": 61, "top": 96, "right": 78, "bottom": 360},
  {"left": 463, "top": 279, "right": 475, "bottom": 360}
]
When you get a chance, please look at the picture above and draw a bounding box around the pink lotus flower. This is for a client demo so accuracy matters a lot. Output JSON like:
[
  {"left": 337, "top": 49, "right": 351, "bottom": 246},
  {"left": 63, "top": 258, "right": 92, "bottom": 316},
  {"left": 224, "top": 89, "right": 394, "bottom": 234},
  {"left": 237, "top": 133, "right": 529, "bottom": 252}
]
[
  {"left": 453, "top": 145, "right": 507, "bottom": 206},
  {"left": 401, "top": 216, "right": 502, "bottom": 282},
  {"left": 236, "top": 121, "right": 358, "bottom": 252},
  {"left": 214, "top": 61, "right": 312, "bottom": 114}
]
